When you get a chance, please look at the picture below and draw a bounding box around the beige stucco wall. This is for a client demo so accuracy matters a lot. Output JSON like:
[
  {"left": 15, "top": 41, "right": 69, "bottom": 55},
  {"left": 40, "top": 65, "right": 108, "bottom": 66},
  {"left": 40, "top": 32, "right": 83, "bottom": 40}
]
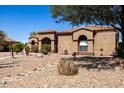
[
  {"left": 94, "top": 31, "right": 116, "bottom": 56},
  {"left": 58, "top": 29, "right": 94, "bottom": 55},
  {"left": 73, "top": 29, "right": 93, "bottom": 40},
  {"left": 28, "top": 29, "right": 116, "bottom": 56},
  {"left": 29, "top": 37, "right": 38, "bottom": 43},
  {"left": 29, "top": 33, "right": 56, "bottom": 52},
  {"left": 38, "top": 34, "right": 55, "bottom": 41},
  {"left": 28, "top": 37, "right": 38, "bottom": 51},
  {"left": 58, "top": 35, "right": 75, "bottom": 54},
  {"left": 73, "top": 29, "right": 93, "bottom": 53}
]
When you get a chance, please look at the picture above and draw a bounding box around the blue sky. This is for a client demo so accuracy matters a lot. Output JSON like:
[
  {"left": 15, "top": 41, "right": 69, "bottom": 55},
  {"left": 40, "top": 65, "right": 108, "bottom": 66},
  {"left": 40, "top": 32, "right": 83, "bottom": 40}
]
[{"left": 0, "top": 5, "right": 72, "bottom": 43}]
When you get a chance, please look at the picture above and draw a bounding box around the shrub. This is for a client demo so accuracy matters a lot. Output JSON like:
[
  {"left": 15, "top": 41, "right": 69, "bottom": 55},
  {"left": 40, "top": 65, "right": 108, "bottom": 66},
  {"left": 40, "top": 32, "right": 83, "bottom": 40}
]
[
  {"left": 31, "top": 45, "right": 38, "bottom": 53},
  {"left": 12, "top": 43, "right": 24, "bottom": 54},
  {"left": 72, "top": 52, "right": 76, "bottom": 57},
  {"left": 115, "top": 43, "right": 124, "bottom": 58},
  {"left": 41, "top": 44, "right": 51, "bottom": 54},
  {"left": 57, "top": 58, "right": 78, "bottom": 75},
  {"left": 64, "top": 49, "right": 68, "bottom": 55},
  {"left": 24, "top": 44, "right": 30, "bottom": 55},
  {"left": 2, "top": 43, "right": 10, "bottom": 52}
]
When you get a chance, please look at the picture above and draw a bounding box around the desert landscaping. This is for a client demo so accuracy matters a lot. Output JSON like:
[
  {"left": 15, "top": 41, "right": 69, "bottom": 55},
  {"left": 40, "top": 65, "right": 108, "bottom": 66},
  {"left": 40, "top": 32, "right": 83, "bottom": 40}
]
[{"left": 0, "top": 52, "right": 124, "bottom": 88}]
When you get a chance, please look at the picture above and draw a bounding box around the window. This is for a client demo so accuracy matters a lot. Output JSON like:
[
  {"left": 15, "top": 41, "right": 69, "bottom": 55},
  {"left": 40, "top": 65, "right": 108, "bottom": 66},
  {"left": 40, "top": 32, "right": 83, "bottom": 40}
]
[{"left": 79, "top": 35, "right": 88, "bottom": 51}]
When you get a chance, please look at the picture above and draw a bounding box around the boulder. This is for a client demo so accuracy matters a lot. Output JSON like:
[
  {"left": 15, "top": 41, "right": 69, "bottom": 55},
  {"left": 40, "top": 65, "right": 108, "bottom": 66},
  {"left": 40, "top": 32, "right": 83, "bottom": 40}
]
[{"left": 36, "top": 54, "right": 43, "bottom": 58}]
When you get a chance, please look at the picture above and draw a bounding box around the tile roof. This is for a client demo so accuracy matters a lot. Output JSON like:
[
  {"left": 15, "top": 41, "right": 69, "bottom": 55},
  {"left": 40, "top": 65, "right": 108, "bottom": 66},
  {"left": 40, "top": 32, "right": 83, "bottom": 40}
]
[
  {"left": 59, "top": 26, "right": 115, "bottom": 34},
  {"left": 83, "top": 26, "right": 115, "bottom": 31},
  {"left": 4, "top": 37, "right": 18, "bottom": 43},
  {"left": 38, "top": 30, "right": 56, "bottom": 34}
]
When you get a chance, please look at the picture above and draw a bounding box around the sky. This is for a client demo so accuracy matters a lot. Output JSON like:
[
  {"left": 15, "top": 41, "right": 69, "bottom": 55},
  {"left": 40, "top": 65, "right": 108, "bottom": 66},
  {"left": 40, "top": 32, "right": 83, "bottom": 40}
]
[
  {"left": 0, "top": 5, "right": 72, "bottom": 43},
  {"left": 0, "top": 5, "right": 122, "bottom": 43}
]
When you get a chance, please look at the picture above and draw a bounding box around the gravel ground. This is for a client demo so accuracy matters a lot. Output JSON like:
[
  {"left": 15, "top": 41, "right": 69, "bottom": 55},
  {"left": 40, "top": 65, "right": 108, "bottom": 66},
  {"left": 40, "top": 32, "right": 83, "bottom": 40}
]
[{"left": 0, "top": 54, "right": 124, "bottom": 88}]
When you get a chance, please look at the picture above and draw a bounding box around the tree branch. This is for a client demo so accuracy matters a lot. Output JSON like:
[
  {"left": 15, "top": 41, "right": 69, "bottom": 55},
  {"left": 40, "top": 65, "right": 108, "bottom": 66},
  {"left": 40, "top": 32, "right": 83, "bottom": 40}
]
[{"left": 110, "top": 24, "right": 122, "bottom": 31}]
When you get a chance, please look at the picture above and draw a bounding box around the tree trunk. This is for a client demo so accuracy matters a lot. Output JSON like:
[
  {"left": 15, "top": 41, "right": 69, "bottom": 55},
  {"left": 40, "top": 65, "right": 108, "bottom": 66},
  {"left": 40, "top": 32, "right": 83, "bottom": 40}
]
[
  {"left": 120, "top": 6, "right": 124, "bottom": 46},
  {"left": 12, "top": 50, "right": 14, "bottom": 58},
  {"left": 120, "top": 32, "right": 124, "bottom": 50},
  {"left": 11, "top": 47, "right": 14, "bottom": 58}
]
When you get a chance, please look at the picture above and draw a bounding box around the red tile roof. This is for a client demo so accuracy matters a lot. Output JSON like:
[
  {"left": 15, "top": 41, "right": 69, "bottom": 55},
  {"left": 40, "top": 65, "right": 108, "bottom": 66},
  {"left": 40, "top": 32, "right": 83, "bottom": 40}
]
[
  {"left": 83, "top": 26, "right": 115, "bottom": 31},
  {"left": 38, "top": 30, "right": 56, "bottom": 34},
  {"left": 59, "top": 26, "right": 115, "bottom": 34},
  {"left": 4, "top": 37, "right": 18, "bottom": 43}
]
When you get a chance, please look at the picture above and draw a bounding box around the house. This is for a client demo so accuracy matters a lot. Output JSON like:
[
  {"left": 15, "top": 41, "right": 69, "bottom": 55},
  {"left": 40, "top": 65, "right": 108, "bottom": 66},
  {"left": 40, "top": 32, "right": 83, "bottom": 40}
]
[
  {"left": 28, "top": 26, "right": 117, "bottom": 56},
  {"left": 1, "top": 37, "right": 19, "bottom": 52},
  {"left": 4, "top": 37, "right": 19, "bottom": 45}
]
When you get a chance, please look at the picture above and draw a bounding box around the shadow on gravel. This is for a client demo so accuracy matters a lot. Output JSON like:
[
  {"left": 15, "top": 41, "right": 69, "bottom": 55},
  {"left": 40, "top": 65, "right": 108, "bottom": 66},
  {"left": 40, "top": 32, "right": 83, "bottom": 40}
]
[
  {"left": 0, "top": 60, "right": 20, "bottom": 69},
  {"left": 62, "top": 57, "right": 124, "bottom": 71}
]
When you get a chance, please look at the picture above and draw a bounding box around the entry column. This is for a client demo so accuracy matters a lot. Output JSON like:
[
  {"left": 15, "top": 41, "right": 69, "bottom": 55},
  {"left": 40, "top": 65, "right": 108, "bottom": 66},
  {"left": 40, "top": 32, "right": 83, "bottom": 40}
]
[
  {"left": 51, "top": 40, "right": 55, "bottom": 53},
  {"left": 38, "top": 40, "right": 42, "bottom": 52}
]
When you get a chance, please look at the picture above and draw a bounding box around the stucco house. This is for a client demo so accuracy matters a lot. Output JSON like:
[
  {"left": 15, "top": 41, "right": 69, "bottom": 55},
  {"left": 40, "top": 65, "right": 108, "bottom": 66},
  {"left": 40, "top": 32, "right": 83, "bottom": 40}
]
[{"left": 28, "top": 26, "right": 117, "bottom": 56}]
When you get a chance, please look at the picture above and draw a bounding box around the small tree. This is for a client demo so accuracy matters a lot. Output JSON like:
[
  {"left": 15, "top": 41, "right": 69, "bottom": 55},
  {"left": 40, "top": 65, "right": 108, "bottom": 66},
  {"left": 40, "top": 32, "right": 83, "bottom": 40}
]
[
  {"left": 31, "top": 45, "right": 38, "bottom": 53},
  {"left": 24, "top": 44, "right": 30, "bottom": 55},
  {"left": 9, "top": 45, "right": 14, "bottom": 58},
  {"left": 12, "top": 43, "right": 24, "bottom": 54},
  {"left": 41, "top": 44, "right": 51, "bottom": 54}
]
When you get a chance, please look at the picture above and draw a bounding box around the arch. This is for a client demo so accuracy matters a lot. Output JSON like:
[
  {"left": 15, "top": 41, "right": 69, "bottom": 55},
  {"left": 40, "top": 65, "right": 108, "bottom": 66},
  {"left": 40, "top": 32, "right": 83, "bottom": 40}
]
[
  {"left": 31, "top": 40, "right": 35, "bottom": 45},
  {"left": 42, "top": 37, "right": 51, "bottom": 45},
  {"left": 41, "top": 37, "right": 51, "bottom": 52},
  {"left": 31, "top": 40, "right": 38, "bottom": 53},
  {"left": 78, "top": 35, "right": 88, "bottom": 51}
]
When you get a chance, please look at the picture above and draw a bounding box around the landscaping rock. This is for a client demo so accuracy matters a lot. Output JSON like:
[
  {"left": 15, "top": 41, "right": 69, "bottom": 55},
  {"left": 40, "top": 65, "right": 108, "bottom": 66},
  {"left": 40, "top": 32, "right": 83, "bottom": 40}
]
[
  {"left": 36, "top": 54, "right": 43, "bottom": 58},
  {"left": 0, "top": 80, "right": 7, "bottom": 85}
]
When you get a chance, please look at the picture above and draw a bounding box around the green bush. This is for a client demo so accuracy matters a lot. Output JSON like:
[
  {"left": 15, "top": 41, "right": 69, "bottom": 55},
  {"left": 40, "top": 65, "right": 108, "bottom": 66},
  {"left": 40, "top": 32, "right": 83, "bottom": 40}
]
[
  {"left": 115, "top": 43, "right": 124, "bottom": 58},
  {"left": 31, "top": 45, "right": 38, "bottom": 53},
  {"left": 12, "top": 43, "right": 24, "bottom": 54},
  {"left": 1, "top": 43, "right": 10, "bottom": 52},
  {"left": 24, "top": 44, "right": 30, "bottom": 55},
  {"left": 41, "top": 44, "right": 51, "bottom": 54}
]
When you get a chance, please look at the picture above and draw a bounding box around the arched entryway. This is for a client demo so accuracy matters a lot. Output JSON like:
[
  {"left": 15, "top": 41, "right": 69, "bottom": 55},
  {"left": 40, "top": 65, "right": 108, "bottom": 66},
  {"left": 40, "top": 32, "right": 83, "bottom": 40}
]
[
  {"left": 31, "top": 40, "right": 35, "bottom": 46},
  {"left": 31, "top": 40, "right": 38, "bottom": 52},
  {"left": 78, "top": 35, "right": 88, "bottom": 51},
  {"left": 41, "top": 38, "right": 51, "bottom": 53}
]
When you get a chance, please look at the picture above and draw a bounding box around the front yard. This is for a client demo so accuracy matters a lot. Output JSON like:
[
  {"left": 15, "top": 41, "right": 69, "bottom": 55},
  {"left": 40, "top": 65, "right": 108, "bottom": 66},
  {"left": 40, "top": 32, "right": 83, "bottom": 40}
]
[{"left": 0, "top": 53, "right": 124, "bottom": 88}]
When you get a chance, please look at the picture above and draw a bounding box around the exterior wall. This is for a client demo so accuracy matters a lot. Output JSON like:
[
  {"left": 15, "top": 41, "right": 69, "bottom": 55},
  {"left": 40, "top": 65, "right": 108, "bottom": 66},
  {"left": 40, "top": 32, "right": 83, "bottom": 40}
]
[
  {"left": 29, "top": 33, "right": 56, "bottom": 52},
  {"left": 94, "top": 31, "right": 116, "bottom": 56},
  {"left": 38, "top": 33, "right": 56, "bottom": 52},
  {"left": 58, "top": 29, "right": 94, "bottom": 55},
  {"left": 58, "top": 35, "right": 75, "bottom": 54},
  {"left": 73, "top": 29, "right": 94, "bottom": 54},
  {"left": 88, "top": 40, "right": 93, "bottom": 53},
  {"left": 28, "top": 29, "right": 116, "bottom": 56},
  {"left": 28, "top": 37, "right": 38, "bottom": 51},
  {"left": 73, "top": 29, "right": 93, "bottom": 40},
  {"left": 38, "top": 34, "right": 55, "bottom": 41}
]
